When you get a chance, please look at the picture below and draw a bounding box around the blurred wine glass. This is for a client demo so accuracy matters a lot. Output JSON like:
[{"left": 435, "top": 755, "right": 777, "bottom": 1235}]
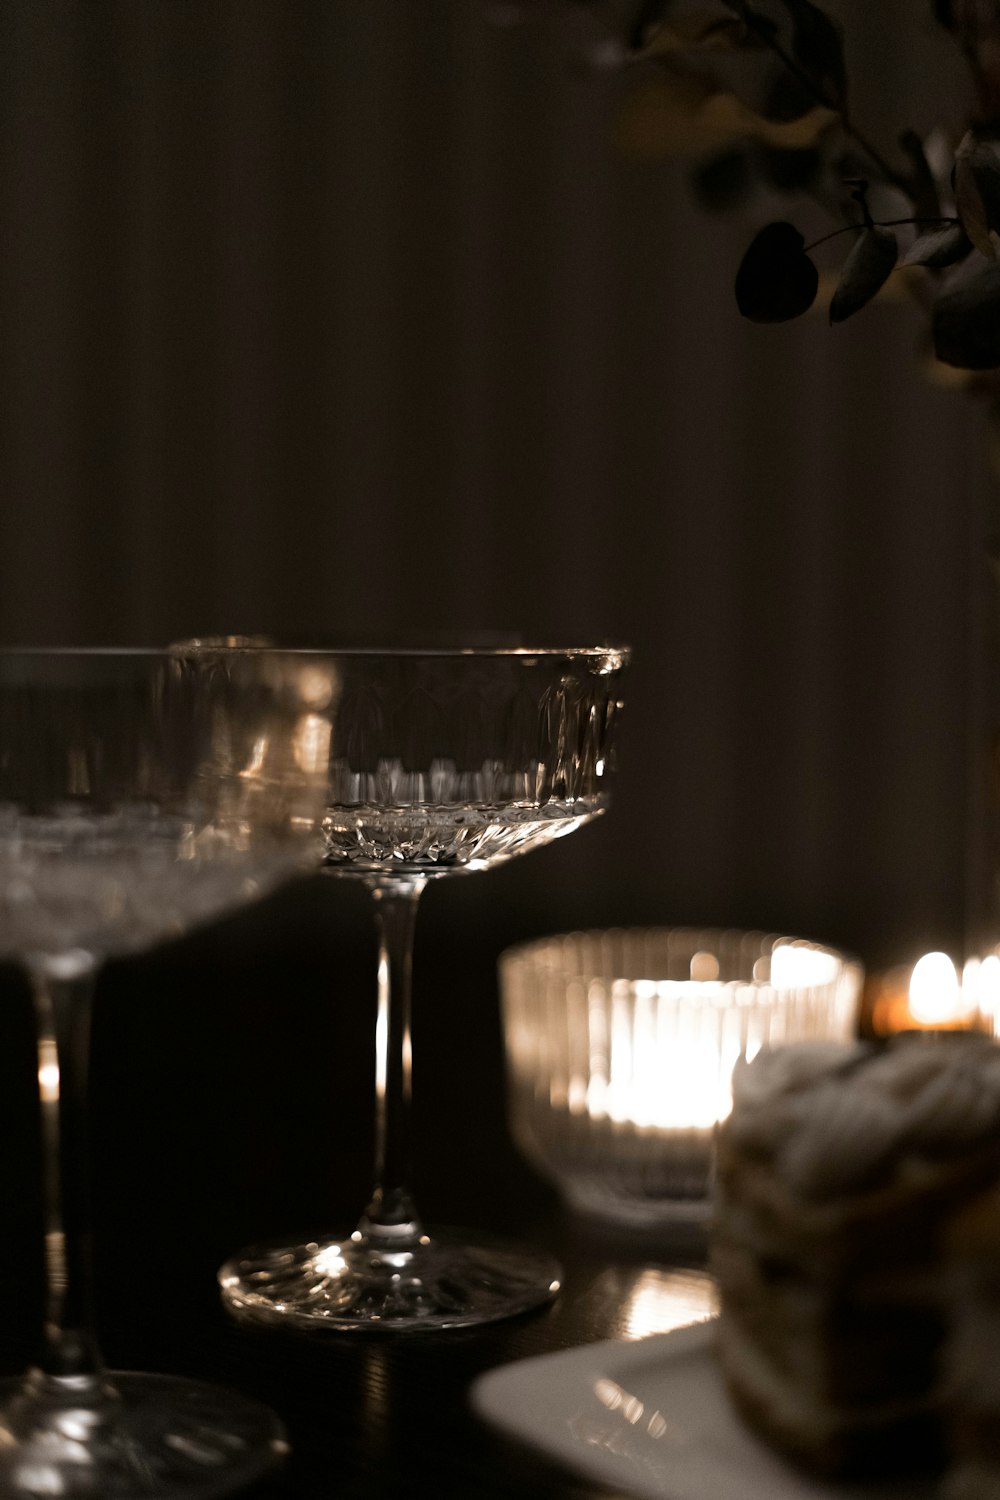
[{"left": 0, "top": 647, "right": 328, "bottom": 1497}]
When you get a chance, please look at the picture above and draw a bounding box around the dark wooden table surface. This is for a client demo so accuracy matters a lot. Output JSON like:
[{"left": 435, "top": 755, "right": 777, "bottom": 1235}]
[{"left": 0, "top": 873, "right": 714, "bottom": 1500}]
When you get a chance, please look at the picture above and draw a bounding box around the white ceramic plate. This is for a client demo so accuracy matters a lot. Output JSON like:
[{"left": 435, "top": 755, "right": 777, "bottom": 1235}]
[{"left": 471, "top": 1320, "right": 938, "bottom": 1500}]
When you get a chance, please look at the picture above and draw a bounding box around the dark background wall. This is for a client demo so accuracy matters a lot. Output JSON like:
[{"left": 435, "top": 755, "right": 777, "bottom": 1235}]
[{"left": 0, "top": 0, "right": 988, "bottom": 973}]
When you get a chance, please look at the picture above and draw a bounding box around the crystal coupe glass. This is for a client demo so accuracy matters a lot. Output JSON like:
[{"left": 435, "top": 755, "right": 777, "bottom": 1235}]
[
  {"left": 214, "top": 644, "right": 630, "bottom": 1332},
  {"left": 0, "top": 648, "right": 329, "bottom": 1498}
]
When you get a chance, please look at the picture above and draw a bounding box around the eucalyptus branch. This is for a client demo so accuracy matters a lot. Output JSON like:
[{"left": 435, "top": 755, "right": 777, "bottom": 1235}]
[
  {"left": 804, "top": 215, "right": 958, "bottom": 252},
  {"left": 721, "top": 0, "right": 911, "bottom": 195},
  {"left": 559, "top": 0, "right": 1000, "bottom": 368}
]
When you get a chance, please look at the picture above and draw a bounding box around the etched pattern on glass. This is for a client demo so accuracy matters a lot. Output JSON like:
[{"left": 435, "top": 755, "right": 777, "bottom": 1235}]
[{"left": 321, "top": 654, "right": 624, "bottom": 877}]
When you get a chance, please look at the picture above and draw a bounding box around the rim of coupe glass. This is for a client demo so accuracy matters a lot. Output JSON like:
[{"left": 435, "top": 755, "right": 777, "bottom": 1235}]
[
  {"left": 175, "top": 641, "right": 631, "bottom": 660},
  {"left": 0, "top": 647, "right": 191, "bottom": 659},
  {"left": 0, "top": 645, "right": 631, "bottom": 662}
]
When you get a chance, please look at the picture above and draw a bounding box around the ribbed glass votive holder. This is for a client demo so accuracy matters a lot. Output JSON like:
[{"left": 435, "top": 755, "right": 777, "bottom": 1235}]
[{"left": 498, "top": 927, "right": 862, "bottom": 1230}]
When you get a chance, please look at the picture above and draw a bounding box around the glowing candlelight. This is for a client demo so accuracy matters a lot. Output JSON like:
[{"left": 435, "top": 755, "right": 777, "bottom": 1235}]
[
  {"left": 865, "top": 951, "right": 992, "bottom": 1036},
  {"left": 909, "top": 952, "right": 964, "bottom": 1026},
  {"left": 581, "top": 978, "right": 760, "bottom": 1133}
]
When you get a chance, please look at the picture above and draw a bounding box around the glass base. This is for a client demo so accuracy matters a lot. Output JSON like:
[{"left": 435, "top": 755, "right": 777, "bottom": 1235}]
[
  {"left": 218, "top": 1228, "right": 563, "bottom": 1333},
  {"left": 0, "top": 1370, "right": 288, "bottom": 1499}
]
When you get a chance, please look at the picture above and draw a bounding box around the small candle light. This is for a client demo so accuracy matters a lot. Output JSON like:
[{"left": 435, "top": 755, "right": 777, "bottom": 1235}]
[
  {"left": 864, "top": 950, "right": 994, "bottom": 1037},
  {"left": 591, "top": 977, "right": 743, "bottom": 1132},
  {"left": 965, "top": 952, "right": 1000, "bottom": 1034},
  {"left": 499, "top": 928, "right": 861, "bottom": 1230}
]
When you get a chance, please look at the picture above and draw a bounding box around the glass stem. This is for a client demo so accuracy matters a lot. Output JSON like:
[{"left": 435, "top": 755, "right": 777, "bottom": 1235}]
[
  {"left": 357, "top": 878, "right": 426, "bottom": 1251},
  {"left": 27, "top": 950, "right": 108, "bottom": 1386}
]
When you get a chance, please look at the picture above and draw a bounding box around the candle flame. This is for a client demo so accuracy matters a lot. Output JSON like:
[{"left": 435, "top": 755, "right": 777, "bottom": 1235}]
[
  {"left": 908, "top": 951, "right": 975, "bottom": 1027},
  {"left": 590, "top": 979, "right": 740, "bottom": 1130},
  {"left": 965, "top": 953, "right": 1000, "bottom": 1033}
]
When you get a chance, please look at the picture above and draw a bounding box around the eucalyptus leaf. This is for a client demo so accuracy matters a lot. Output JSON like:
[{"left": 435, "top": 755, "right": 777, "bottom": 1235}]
[
  {"left": 763, "top": 70, "right": 823, "bottom": 125},
  {"left": 954, "top": 133, "right": 999, "bottom": 259},
  {"left": 634, "top": 6, "right": 750, "bottom": 56},
  {"left": 898, "top": 128, "right": 941, "bottom": 219},
  {"left": 901, "top": 223, "right": 973, "bottom": 269},
  {"left": 776, "top": 0, "right": 847, "bottom": 108},
  {"left": 933, "top": 264, "right": 1000, "bottom": 369},
  {"left": 629, "top": 0, "right": 671, "bottom": 50},
  {"left": 829, "top": 225, "right": 898, "bottom": 323},
  {"left": 738, "top": 6, "right": 779, "bottom": 44},
  {"left": 735, "top": 220, "right": 819, "bottom": 322},
  {"left": 970, "top": 139, "right": 1000, "bottom": 233}
]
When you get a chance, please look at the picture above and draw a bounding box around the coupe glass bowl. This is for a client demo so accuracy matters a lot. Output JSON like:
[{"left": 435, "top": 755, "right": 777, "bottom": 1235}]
[{"left": 179, "top": 642, "right": 632, "bottom": 1332}]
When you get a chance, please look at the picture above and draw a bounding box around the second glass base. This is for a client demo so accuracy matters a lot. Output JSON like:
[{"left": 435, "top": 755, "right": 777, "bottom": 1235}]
[
  {"left": 218, "top": 1229, "right": 563, "bottom": 1333},
  {"left": 0, "top": 1370, "right": 287, "bottom": 1499}
]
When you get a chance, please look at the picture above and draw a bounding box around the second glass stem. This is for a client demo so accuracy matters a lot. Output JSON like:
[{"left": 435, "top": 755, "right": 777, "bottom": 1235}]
[
  {"left": 28, "top": 950, "right": 109, "bottom": 1386},
  {"left": 358, "top": 877, "right": 427, "bottom": 1251}
]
